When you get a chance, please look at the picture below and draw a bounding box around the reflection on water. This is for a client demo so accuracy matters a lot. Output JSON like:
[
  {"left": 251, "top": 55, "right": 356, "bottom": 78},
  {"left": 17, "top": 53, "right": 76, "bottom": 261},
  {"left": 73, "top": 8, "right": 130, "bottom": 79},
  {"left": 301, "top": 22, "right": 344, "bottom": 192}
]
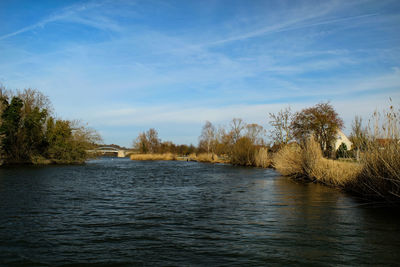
[{"left": 0, "top": 158, "right": 399, "bottom": 266}]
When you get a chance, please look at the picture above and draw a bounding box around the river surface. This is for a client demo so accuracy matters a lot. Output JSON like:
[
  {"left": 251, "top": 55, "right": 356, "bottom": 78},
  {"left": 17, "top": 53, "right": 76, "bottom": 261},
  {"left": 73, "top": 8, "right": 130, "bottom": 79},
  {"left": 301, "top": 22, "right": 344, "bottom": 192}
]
[{"left": 0, "top": 158, "right": 399, "bottom": 266}]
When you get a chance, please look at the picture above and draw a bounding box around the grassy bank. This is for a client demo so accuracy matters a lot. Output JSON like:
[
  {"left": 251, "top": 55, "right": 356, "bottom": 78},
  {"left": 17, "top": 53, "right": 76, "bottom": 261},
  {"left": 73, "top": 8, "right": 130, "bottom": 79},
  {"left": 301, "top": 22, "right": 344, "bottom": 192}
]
[{"left": 273, "top": 138, "right": 400, "bottom": 202}]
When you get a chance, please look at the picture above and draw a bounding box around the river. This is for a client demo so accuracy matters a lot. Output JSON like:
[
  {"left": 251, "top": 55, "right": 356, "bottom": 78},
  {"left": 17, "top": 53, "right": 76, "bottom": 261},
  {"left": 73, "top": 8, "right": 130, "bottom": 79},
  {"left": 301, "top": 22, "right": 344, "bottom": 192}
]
[{"left": 0, "top": 158, "right": 399, "bottom": 266}]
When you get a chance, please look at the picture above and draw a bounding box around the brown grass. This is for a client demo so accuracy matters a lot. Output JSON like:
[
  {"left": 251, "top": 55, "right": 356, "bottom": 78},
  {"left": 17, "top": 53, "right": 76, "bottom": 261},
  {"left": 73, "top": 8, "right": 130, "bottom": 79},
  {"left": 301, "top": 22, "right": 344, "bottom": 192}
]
[
  {"left": 347, "top": 142, "right": 400, "bottom": 201},
  {"left": 130, "top": 153, "right": 177, "bottom": 161},
  {"left": 273, "top": 138, "right": 362, "bottom": 187},
  {"left": 188, "top": 153, "right": 229, "bottom": 163},
  {"left": 272, "top": 143, "right": 303, "bottom": 177},
  {"left": 273, "top": 134, "right": 400, "bottom": 202},
  {"left": 254, "top": 147, "right": 272, "bottom": 168}
]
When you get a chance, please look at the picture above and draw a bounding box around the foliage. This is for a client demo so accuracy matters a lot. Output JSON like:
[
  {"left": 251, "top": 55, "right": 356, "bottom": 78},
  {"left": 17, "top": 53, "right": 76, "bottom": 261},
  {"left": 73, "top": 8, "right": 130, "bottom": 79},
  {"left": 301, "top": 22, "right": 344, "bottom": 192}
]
[
  {"left": 336, "top": 142, "right": 348, "bottom": 159},
  {"left": 133, "top": 128, "right": 195, "bottom": 156},
  {"left": 229, "top": 136, "right": 256, "bottom": 166},
  {"left": 133, "top": 128, "right": 161, "bottom": 153},
  {"left": 291, "top": 102, "right": 344, "bottom": 153},
  {"left": 0, "top": 88, "right": 101, "bottom": 165}
]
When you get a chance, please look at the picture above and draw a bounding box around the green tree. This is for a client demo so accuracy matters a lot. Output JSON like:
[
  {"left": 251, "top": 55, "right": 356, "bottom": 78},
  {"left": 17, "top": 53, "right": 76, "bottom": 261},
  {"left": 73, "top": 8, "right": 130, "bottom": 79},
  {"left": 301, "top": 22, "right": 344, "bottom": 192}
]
[
  {"left": 336, "top": 142, "right": 348, "bottom": 158},
  {"left": 0, "top": 97, "right": 24, "bottom": 162}
]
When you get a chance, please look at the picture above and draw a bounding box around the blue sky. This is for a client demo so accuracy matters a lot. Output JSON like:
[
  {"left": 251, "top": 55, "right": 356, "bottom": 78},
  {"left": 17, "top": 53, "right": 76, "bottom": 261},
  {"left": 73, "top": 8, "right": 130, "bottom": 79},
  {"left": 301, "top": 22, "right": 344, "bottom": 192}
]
[{"left": 1, "top": 0, "right": 399, "bottom": 147}]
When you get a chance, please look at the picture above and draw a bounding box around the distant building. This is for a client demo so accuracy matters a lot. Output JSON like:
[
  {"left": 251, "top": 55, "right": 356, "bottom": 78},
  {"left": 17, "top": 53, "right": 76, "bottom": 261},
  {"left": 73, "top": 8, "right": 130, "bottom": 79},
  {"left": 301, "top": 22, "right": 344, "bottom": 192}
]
[{"left": 334, "top": 130, "right": 352, "bottom": 150}]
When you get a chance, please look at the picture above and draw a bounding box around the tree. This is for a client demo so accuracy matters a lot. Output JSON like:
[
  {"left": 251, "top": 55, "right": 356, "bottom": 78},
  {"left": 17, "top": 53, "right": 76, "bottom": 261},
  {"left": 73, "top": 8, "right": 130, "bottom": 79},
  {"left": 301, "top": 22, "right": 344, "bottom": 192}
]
[
  {"left": 45, "top": 118, "right": 101, "bottom": 162},
  {"left": 230, "top": 136, "right": 256, "bottom": 166},
  {"left": 133, "top": 132, "right": 149, "bottom": 153},
  {"left": 199, "top": 121, "right": 215, "bottom": 154},
  {"left": 230, "top": 118, "right": 246, "bottom": 144},
  {"left": 0, "top": 97, "right": 24, "bottom": 162},
  {"left": 133, "top": 128, "right": 160, "bottom": 153},
  {"left": 336, "top": 142, "right": 348, "bottom": 158},
  {"left": 245, "top": 123, "right": 265, "bottom": 145},
  {"left": 350, "top": 116, "right": 367, "bottom": 161},
  {"left": 291, "top": 102, "right": 344, "bottom": 153},
  {"left": 214, "top": 125, "right": 232, "bottom": 155},
  {"left": 0, "top": 87, "right": 101, "bottom": 164},
  {"left": 146, "top": 128, "right": 160, "bottom": 153},
  {"left": 269, "top": 106, "right": 293, "bottom": 146}
]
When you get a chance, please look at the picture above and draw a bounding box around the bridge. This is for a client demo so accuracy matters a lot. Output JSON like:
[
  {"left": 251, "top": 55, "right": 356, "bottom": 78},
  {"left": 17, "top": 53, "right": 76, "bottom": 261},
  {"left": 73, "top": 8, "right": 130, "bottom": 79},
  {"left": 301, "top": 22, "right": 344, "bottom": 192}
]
[{"left": 87, "top": 147, "right": 135, "bottom": 158}]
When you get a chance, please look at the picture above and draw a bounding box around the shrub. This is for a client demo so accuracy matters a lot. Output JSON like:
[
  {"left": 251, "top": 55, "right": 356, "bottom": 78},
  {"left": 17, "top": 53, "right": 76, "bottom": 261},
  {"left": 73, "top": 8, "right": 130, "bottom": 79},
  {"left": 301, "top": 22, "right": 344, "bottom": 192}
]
[
  {"left": 336, "top": 142, "right": 348, "bottom": 158},
  {"left": 230, "top": 137, "right": 256, "bottom": 166}
]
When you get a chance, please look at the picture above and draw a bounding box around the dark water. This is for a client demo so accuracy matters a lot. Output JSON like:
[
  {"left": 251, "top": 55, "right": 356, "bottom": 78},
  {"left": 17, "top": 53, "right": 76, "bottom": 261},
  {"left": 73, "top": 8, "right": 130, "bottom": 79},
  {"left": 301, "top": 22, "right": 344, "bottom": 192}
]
[{"left": 1, "top": 158, "right": 400, "bottom": 266}]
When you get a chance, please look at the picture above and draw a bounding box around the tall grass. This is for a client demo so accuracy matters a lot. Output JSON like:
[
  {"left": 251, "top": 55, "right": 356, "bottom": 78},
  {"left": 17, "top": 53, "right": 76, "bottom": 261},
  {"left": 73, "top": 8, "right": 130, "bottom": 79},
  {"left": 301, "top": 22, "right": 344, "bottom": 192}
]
[
  {"left": 273, "top": 103, "right": 400, "bottom": 202},
  {"left": 272, "top": 144, "right": 303, "bottom": 176},
  {"left": 254, "top": 147, "right": 272, "bottom": 168},
  {"left": 346, "top": 105, "right": 400, "bottom": 201},
  {"left": 273, "top": 138, "right": 361, "bottom": 187},
  {"left": 130, "top": 153, "right": 177, "bottom": 161},
  {"left": 188, "top": 153, "right": 229, "bottom": 163}
]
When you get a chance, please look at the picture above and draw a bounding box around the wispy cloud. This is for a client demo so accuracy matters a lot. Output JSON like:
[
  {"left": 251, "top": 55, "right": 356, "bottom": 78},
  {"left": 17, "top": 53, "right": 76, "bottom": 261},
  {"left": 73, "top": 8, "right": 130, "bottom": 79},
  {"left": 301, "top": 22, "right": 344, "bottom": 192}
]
[
  {"left": 1, "top": 0, "right": 399, "bottom": 146},
  {"left": 0, "top": 1, "right": 120, "bottom": 41}
]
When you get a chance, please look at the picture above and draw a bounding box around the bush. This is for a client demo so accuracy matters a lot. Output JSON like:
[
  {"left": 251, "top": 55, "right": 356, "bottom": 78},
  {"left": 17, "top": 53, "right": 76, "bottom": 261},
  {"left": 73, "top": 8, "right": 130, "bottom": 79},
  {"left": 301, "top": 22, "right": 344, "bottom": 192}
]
[
  {"left": 230, "top": 137, "right": 256, "bottom": 166},
  {"left": 336, "top": 142, "right": 348, "bottom": 158}
]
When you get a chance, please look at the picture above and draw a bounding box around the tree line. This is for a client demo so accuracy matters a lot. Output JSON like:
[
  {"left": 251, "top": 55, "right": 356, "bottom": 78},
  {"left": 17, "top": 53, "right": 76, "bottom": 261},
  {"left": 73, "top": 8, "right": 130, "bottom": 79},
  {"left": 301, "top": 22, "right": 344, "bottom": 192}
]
[
  {"left": 133, "top": 128, "right": 196, "bottom": 155},
  {"left": 132, "top": 101, "right": 374, "bottom": 166},
  {"left": 0, "top": 87, "right": 101, "bottom": 165}
]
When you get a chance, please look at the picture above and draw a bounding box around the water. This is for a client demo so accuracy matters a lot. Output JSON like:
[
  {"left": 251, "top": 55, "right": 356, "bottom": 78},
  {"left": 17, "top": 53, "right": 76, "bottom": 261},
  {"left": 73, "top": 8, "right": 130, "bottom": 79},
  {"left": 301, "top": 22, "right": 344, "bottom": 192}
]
[{"left": 0, "top": 158, "right": 399, "bottom": 266}]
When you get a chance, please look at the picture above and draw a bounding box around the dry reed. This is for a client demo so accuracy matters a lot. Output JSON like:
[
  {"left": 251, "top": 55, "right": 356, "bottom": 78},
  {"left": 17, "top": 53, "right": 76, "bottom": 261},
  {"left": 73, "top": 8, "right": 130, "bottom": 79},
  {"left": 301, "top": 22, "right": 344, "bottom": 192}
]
[
  {"left": 254, "top": 147, "right": 272, "bottom": 168},
  {"left": 130, "top": 153, "right": 177, "bottom": 161},
  {"left": 347, "top": 141, "right": 400, "bottom": 201},
  {"left": 188, "top": 153, "right": 229, "bottom": 163},
  {"left": 273, "top": 138, "right": 362, "bottom": 187},
  {"left": 272, "top": 143, "right": 303, "bottom": 177}
]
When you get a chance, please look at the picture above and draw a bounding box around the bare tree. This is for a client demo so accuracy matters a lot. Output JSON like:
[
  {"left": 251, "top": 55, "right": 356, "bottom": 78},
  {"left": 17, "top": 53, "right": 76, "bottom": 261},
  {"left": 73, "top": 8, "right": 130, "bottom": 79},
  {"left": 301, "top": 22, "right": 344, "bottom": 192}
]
[
  {"left": 230, "top": 118, "right": 246, "bottom": 143},
  {"left": 133, "top": 132, "right": 149, "bottom": 153},
  {"left": 245, "top": 123, "right": 265, "bottom": 145},
  {"left": 146, "top": 128, "right": 160, "bottom": 153},
  {"left": 199, "top": 121, "right": 215, "bottom": 154},
  {"left": 269, "top": 106, "right": 293, "bottom": 146},
  {"left": 350, "top": 116, "right": 367, "bottom": 161}
]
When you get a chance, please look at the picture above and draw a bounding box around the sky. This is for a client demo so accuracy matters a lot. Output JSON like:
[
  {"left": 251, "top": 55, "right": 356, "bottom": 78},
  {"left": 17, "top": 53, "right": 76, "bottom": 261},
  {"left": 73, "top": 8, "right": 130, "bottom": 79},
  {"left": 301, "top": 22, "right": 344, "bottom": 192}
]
[{"left": 0, "top": 0, "right": 399, "bottom": 147}]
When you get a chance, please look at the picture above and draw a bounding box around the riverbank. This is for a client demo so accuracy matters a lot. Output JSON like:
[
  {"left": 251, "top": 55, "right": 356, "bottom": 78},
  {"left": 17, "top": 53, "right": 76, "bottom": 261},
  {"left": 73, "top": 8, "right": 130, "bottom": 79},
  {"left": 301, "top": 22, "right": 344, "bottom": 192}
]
[
  {"left": 130, "top": 140, "right": 400, "bottom": 203},
  {"left": 273, "top": 138, "right": 400, "bottom": 203},
  {"left": 0, "top": 156, "right": 87, "bottom": 166}
]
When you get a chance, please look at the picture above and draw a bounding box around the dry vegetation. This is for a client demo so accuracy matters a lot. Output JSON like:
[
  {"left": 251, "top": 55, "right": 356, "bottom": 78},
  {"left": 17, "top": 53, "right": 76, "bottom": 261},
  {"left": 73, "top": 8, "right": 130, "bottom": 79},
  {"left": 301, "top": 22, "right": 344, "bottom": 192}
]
[
  {"left": 347, "top": 142, "right": 400, "bottom": 200},
  {"left": 188, "top": 153, "right": 229, "bottom": 163},
  {"left": 130, "top": 153, "right": 177, "bottom": 161},
  {"left": 129, "top": 103, "right": 400, "bottom": 203},
  {"left": 272, "top": 139, "right": 361, "bottom": 186},
  {"left": 254, "top": 147, "right": 272, "bottom": 168},
  {"left": 273, "top": 104, "right": 400, "bottom": 202}
]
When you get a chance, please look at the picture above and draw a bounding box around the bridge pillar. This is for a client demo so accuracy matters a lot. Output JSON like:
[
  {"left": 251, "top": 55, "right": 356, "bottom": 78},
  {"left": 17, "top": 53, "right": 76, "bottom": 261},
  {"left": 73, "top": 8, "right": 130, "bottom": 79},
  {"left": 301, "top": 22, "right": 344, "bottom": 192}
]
[{"left": 118, "top": 150, "right": 126, "bottom": 158}]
